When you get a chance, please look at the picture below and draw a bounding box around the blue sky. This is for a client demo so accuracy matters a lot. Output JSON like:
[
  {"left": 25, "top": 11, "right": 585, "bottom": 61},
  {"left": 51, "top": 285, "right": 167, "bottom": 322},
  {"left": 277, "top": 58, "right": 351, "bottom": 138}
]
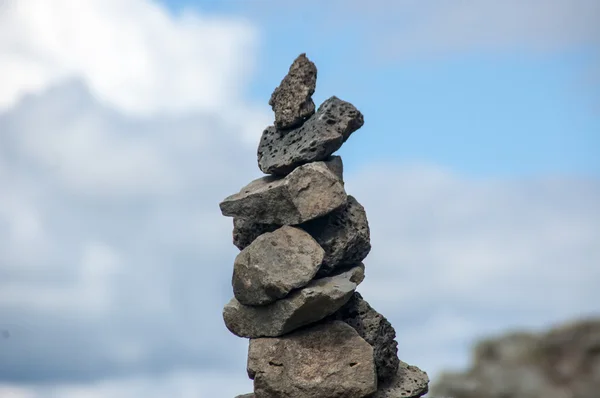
[
  {"left": 0, "top": 1, "right": 598, "bottom": 397},
  {"left": 165, "top": 0, "right": 600, "bottom": 177}
]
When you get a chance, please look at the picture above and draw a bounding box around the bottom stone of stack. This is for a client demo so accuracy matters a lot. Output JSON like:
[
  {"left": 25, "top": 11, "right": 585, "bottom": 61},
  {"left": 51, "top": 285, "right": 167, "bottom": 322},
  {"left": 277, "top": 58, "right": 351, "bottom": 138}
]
[{"left": 247, "top": 320, "right": 377, "bottom": 398}]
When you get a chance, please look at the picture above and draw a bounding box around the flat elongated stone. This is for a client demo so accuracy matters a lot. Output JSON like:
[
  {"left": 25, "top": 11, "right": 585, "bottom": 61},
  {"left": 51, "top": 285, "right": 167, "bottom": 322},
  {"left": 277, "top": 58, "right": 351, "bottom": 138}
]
[
  {"left": 220, "top": 161, "right": 346, "bottom": 225},
  {"left": 371, "top": 361, "right": 429, "bottom": 398},
  {"left": 258, "top": 96, "right": 364, "bottom": 176},
  {"left": 329, "top": 292, "right": 399, "bottom": 381},
  {"left": 223, "top": 265, "right": 365, "bottom": 338},
  {"left": 233, "top": 226, "right": 324, "bottom": 306},
  {"left": 248, "top": 321, "right": 377, "bottom": 398},
  {"left": 269, "top": 53, "right": 317, "bottom": 130}
]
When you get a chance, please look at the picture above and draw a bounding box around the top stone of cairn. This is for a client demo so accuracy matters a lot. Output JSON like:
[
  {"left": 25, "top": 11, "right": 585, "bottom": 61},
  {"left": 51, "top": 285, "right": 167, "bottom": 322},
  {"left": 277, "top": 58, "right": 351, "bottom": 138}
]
[{"left": 269, "top": 53, "right": 317, "bottom": 130}]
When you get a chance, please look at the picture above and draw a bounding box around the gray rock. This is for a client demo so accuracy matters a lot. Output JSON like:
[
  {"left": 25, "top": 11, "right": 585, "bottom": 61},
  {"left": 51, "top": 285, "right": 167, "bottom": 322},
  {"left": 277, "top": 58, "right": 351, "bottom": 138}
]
[
  {"left": 232, "top": 194, "right": 369, "bottom": 277},
  {"left": 302, "top": 195, "right": 371, "bottom": 277},
  {"left": 257, "top": 96, "right": 364, "bottom": 176},
  {"left": 234, "top": 395, "right": 254, "bottom": 398},
  {"left": 329, "top": 292, "right": 399, "bottom": 382},
  {"left": 223, "top": 265, "right": 365, "bottom": 338},
  {"left": 220, "top": 161, "right": 346, "bottom": 225},
  {"left": 233, "top": 226, "right": 324, "bottom": 306},
  {"left": 371, "top": 360, "right": 429, "bottom": 398},
  {"left": 248, "top": 320, "right": 377, "bottom": 398},
  {"left": 230, "top": 156, "right": 344, "bottom": 250},
  {"left": 269, "top": 53, "right": 317, "bottom": 130}
]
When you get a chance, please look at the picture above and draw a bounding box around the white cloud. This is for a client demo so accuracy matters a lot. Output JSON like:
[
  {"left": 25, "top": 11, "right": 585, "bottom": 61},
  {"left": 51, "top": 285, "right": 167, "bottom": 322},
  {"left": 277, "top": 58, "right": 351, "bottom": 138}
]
[
  {"left": 0, "top": 0, "right": 258, "bottom": 115},
  {"left": 343, "top": 0, "right": 600, "bottom": 59}
]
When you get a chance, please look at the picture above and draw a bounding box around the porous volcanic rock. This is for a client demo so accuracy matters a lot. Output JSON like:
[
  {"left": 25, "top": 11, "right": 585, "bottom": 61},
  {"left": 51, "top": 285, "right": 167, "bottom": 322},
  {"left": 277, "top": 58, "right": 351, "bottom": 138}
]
[
  {"left": 371, "top": 360, "right": 430, "bottom": 398},
  {"left": 220, "top": 160, "right": 346, "bottom": 225},
  {"left": 232, "top": 226, "right": 324, "bottom": 306},
  {"left": 258, "top": 96, "right": 364, "bottom": 175},
  {"left": 269, "top": 53, "right": 317, "bottom": 130},
  {"left": 248, "top": 320, "right": 377, "bottom": 398},
  {"left": 329, "top": 292, "right": 399, "bottom": 382},
  {"left": 223, "top": 264, "right": 364, "bottom": 338}
]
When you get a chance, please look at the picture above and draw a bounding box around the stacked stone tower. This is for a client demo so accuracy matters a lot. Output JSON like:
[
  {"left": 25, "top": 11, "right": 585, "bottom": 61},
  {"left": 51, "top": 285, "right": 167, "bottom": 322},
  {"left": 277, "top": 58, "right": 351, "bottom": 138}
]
[{"left": 219, "top": 54, "right": 429, "bottom": 398}]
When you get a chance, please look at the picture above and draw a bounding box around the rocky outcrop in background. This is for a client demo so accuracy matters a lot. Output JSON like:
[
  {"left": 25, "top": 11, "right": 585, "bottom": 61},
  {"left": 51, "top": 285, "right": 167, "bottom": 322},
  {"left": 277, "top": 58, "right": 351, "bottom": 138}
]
[
  {"left": 219, "top": 53, "right": 429, "bottom": 397},
  {"left": 430, "top": 318, "right": 600, "bottom": 398}
]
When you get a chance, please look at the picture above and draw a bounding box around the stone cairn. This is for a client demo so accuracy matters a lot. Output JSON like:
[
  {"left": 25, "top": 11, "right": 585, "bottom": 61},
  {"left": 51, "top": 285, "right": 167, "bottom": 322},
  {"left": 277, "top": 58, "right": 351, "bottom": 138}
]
[{"left": 219, "top": 53, "right": 429, "bottom": 398}]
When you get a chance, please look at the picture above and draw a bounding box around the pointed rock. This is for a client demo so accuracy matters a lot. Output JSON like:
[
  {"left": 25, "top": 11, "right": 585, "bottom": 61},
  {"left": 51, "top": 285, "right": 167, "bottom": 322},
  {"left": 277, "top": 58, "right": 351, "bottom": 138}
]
[
  {"left": 248, "top": 321, "right": 377, "bottom": 398},
  {"left": 269, "top": 53, "right": 317, "bottom": 130},
  {"left": 258, "top": 96, "right": 364, "bottom": 176},
  {"left": 220, "top": 160, "right": 346, "bottom": 225},
  {"left": 233, "top": 226, "right": 324, "bottom": 306},
  {"left": 372, "top": 361, "right": 429, "bottom": 398},
  {"left": 223, "top": 265, "right": 365, "bottom": 338},
  {"left": 329, "top": 292, "right": 399, "bottom": 381}
]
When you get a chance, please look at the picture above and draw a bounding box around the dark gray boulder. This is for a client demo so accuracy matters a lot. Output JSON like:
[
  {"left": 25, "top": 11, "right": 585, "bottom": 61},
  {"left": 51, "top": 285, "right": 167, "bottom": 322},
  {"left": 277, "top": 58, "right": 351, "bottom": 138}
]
[
  {"left": 257, "top": 96, "right": 364, "bottom": 176},
  {"left": 371, "top": 360, "right": 429, "bottom": 398},
  {"left": 269, "top": 53, "right": 317, "bottom": 130},
  {"left": 329, "top": 292, "right": 400, "bottom": 382}
]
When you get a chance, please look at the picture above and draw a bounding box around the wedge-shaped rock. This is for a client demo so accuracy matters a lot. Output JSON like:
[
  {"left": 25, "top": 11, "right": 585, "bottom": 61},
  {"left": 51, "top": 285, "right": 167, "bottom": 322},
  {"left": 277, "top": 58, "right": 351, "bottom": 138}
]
[
  {"left": 248, "top": 321, "right": 377, "bottom": 398},
  {"left": 231, "top": 157, "right": 344, "bottom": 249},
  {"left": 258, "top": 96, "right": 364, "bottom": 175},
  {"left": 302, "top": 195, "right": 371, "bottom": 277},
  {"left": 329, "top": 292, "right": 399, "bottom": 382},
  {"left": 220, "top": 161, "right": 346, "bottom": 225},
  {"left": 223, "top": 265, "right": 364, "bottom": 338},
  {"left": 371, "top": 361, "right": 429, "bottom": 398},
  {"left": 269, "top": 53, "right": 317, "bottom": 130},
  {"left": 233, "top": 226, "right": 324, "bottom": 306}
]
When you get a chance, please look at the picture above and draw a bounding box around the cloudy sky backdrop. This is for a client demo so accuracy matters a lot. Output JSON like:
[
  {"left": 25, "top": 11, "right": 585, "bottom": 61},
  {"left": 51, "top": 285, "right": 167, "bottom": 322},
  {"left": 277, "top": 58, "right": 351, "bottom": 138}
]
[{"left": 1, "top": 0, "right": 599, "bottom": 397}]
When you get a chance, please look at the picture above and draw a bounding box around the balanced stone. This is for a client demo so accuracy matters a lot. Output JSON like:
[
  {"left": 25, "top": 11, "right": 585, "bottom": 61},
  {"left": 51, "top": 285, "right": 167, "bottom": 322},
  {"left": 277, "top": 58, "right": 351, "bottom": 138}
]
[
  {"left": 220, "top": 160, "right": 346, "bottom": 225},
  {"left": 232, "top": 194, "right": 370, "bottom": 278},
  {"left": 269, "top": 53, "right": 317, "bottom": 130},
  {"left": 248, "top": 321, "right": 377, "bottom": 398},
  {"left": 231, "top": 156, "right": 344, "bottom": 250},
  {"left": 258, "top": 96, "right": 364, "bottom": 175},
  {"left": 371, "top": 361, "right": 430, "bottom": 398},
  {"left": 329, "top": 292, "right": 399, "bottom": 381},
  {"left": 223, "top": 264, "right": 364, "bottom": 338},
  {"left": 232, "top": 226, "right": 324, "bottom": 306},
  {"left": 302, "top": 195, "right": 371, "bottom": 277}
]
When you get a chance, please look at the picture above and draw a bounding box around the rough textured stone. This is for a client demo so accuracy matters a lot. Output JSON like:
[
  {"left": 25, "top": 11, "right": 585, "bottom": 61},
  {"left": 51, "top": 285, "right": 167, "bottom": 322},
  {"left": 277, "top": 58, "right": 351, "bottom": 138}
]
[
  {"left": 430, "top": 318, "right": 600, "bottom": 398},
  {"left": 248, "top": 321, "right": 377, "bottom": 398},
  {"left": 232, "top": 226, "right": 324, "bottom": 306},
  {"left": 234, "top": 395, "right": 254, "bottom": 398},
  {"left": 269, "top": 53, "right": 317, "bottom": 130},
  {"left": 223, "top": 265, "right": 365, "bottom": 338},
  {"left": 220, "top": 161, "right": 346, "bottom": 225},
  {"left": 231, "top": 156, "right": 344, "bottom": 250},
  {"left": 329, "top": 292, "right": 399, "bottom": 382},
  {"left": 258, "top": 96, "right": 364, "bottom": 176},
  {"left": 371, "top": 361, "right": 429, "bottom": 398},
  {"left": 232, "top": 195, "right": 369, "bottom": 277},
  {"left": 302, "top": 195, "right": 371, "bottom": 277}
]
